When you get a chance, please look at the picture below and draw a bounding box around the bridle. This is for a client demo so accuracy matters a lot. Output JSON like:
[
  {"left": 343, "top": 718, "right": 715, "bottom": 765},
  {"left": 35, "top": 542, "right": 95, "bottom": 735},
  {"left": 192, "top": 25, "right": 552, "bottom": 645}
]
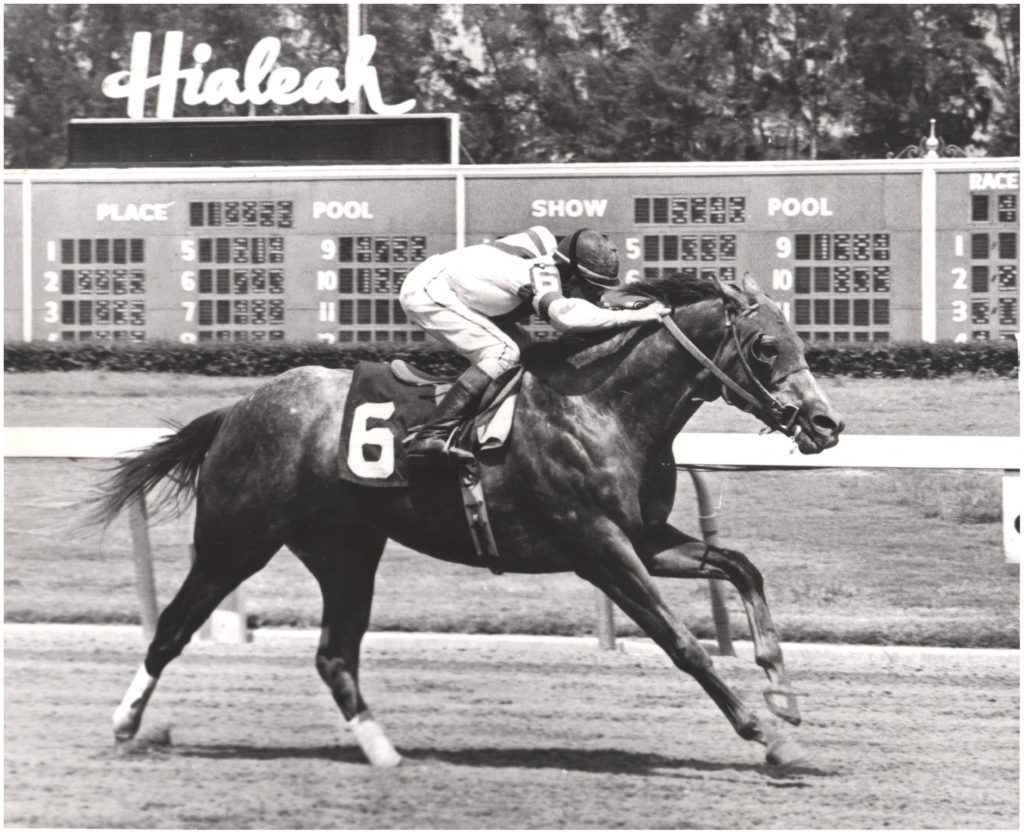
[{"left": 658, "top": 294, "right": 805, "bottom": 436}]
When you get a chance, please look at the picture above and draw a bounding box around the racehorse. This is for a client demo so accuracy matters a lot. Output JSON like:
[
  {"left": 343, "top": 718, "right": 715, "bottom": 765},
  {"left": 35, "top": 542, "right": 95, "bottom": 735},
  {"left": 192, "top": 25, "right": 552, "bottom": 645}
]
[{"left": 96, "top": 272, "right": 843, "bottom": 769}]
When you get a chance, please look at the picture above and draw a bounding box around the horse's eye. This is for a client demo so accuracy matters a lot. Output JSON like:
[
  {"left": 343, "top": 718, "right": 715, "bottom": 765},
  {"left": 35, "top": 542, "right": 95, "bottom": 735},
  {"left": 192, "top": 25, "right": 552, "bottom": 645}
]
[{"left": 752, "top": 335, "right": 779, "bottom": 364}]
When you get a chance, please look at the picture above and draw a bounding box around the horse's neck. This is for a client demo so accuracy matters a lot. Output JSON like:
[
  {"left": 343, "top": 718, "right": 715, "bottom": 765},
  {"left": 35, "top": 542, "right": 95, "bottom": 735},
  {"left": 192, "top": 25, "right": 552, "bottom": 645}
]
[
  {"left": 600, "top": 318, "right": 714, "bottom": 449},
  {"left": 525, "top": 303, "right": 723, "bottom": 452}
]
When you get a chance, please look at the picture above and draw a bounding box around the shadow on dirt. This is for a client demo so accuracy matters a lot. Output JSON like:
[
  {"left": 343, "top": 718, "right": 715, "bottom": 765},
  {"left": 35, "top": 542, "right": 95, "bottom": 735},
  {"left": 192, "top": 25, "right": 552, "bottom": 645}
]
[
  {"left": 170, "top": 742, "right": 833, "bottom": 779},
  {"left": 404, "top": 746, "right": 834, "bottom": 780},
  {"left": 173, "top": 743, "right": 366, "bottom": 763}
]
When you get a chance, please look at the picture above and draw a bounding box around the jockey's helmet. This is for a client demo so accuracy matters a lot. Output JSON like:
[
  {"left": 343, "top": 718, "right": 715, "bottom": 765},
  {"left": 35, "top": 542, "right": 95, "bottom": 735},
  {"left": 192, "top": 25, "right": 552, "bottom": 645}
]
[{"left": 555, "top": 229, "right": 620, "bottom": 288}]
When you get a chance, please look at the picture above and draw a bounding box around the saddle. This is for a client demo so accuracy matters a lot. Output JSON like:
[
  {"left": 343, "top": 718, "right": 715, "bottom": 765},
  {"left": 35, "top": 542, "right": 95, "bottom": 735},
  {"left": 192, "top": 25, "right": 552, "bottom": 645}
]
[{"left": 339, "top": 360, "right": 520, "bottom": 573}]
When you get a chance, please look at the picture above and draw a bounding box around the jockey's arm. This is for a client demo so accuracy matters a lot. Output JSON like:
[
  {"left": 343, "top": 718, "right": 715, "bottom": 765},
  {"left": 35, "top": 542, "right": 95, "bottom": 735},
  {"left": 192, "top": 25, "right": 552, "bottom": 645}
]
[{"left": 539, "top": 291, "right": 670, "bottom": 332}]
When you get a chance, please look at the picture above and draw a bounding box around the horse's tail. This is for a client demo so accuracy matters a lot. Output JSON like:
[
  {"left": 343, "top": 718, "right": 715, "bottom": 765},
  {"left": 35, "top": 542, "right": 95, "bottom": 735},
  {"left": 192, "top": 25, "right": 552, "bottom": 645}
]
[{"left": 90, "top": 407, "right": 231, "bottom": 527}]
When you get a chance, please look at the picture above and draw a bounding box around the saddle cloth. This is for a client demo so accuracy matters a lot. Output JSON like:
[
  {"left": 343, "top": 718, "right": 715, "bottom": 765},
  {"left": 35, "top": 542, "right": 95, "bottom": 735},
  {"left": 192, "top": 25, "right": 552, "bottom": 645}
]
[{"left": 339, "top": 361, "right": 520, "bottom": 487}]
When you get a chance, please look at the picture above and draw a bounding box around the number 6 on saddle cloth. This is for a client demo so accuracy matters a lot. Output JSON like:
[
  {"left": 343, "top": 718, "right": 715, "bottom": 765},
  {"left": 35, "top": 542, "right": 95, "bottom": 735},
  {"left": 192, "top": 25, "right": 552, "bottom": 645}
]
[{"left": 339, "top": 359, "right": 520, "bottom": 485}]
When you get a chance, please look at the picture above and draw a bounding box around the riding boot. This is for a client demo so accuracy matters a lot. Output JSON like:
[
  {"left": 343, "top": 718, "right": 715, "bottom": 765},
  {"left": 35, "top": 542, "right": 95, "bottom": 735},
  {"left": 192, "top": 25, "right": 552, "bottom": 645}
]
[{"left": 406, "top": 365, "right": 493, "bottom": 463}]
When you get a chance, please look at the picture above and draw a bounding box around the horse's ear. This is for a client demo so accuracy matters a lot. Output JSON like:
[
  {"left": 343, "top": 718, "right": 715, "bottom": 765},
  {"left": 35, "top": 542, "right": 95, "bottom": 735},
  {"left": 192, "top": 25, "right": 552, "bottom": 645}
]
[{"left": 742, "top": 272, "right": 763, "bottom": 297}]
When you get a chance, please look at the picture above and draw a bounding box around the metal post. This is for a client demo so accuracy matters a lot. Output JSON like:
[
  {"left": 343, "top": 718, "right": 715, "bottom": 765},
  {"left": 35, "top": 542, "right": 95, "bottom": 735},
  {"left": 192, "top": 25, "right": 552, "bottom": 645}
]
[
  {"left": 920, "top": 163, "right": 938, "bottom": 342},
  {"left": 347, "top": 2, "right": 366, "bottom": 115},
  {"left": 595, "top": 589, "right": 617, "bottom": 650},
  {"left": 1004, "top": 471, "right": 1021, "bottom": 576},
  {"left": 687, "top": 469, "right": 735, "bottom": 656},
  {"left": 126, "top": 497, "right": 159, "bottom": 640}
]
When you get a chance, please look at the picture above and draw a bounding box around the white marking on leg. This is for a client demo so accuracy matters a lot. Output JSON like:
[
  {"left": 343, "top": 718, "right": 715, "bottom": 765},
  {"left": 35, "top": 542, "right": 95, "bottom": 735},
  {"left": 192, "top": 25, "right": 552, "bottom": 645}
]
[
  {"left": 348, "top": 710, "right": 402, "bottom": 767},
  {"left": 112, "top": 663, "right": 159, "bottom": 741}
]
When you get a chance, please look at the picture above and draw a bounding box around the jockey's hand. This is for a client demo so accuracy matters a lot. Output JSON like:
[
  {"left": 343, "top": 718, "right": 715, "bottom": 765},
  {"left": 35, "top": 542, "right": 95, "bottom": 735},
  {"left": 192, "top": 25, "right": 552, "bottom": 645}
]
[{"left": 636, "top": 302, "right": 671, "bottom": 321}]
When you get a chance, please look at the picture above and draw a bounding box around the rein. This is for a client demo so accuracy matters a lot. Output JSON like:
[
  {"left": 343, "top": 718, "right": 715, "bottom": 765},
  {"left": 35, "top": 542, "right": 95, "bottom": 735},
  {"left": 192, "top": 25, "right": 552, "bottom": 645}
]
[{"left": 659, "top": 307, "right": 801, "bottom": 436}]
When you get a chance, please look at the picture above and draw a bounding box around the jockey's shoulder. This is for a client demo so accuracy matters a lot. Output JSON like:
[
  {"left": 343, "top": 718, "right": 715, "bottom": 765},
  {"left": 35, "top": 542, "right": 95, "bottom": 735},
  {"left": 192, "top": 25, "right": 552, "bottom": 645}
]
[{"left": 492, "top": 226, "right": 559, "bottom": 259}]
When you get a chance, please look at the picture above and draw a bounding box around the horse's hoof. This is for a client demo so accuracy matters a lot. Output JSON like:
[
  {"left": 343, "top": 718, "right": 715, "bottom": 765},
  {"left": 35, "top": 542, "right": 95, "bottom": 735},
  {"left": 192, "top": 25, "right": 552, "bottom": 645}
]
[
  {"left": 112, "top": 712, "right": 141, "bottom": 742},
  {"left": 112, "top": 666, "right": 159, "bottom": 741},
  {"left": 763, "top": 687, "right": 802, "bottom": 726},
  {"left": 367, "top": 752, "right": 403, "bottom": 768},
  {"left": 765, "top": 737, "right": 811, "bottom": 769}
]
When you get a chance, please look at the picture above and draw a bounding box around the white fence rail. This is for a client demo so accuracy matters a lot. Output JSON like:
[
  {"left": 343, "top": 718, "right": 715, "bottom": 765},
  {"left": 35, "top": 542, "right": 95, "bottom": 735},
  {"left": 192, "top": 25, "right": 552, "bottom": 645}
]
[
  {"left": 673, "top": 432, "right": 1019, "bottom": 470},
  {"left": 6, "top": 427, "right": 1018, "bottom": 470},
  {"left": 5, "top": 428, "right": 1020, "bottom": 650}
]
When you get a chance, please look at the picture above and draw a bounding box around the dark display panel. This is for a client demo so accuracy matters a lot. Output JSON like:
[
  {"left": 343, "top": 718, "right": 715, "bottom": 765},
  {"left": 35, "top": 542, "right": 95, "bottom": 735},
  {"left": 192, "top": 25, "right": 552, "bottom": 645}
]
[{"left": 67, "top": 116, "right": 456, "bottom": 166}]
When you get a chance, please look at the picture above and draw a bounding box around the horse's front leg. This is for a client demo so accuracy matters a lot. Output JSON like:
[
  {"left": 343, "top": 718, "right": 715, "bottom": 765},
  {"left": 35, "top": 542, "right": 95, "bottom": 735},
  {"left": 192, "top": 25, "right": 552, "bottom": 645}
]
[
  {"left": 576, "top": 521, "right": 807, "bottom": 768},
  {"left": 638, "top": 522, "right": 801, "bottom": 726}
]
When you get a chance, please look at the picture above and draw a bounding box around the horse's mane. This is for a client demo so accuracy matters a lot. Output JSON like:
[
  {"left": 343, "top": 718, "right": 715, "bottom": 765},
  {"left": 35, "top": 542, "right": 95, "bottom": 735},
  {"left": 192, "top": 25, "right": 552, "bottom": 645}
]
[
  {"left": 524, "top": 272, "right": 726, "bottom": 365},
  {"left": 623, "top": 271, "right": 726, "bottom": 307}
]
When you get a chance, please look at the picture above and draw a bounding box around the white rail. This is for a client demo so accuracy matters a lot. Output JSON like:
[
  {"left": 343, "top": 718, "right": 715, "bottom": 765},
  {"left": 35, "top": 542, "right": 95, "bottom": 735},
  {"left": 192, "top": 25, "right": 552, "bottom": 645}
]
[
  {"left": 6, "top": 427, "right": 1019, "bottom": 470},
  {"left": 4, "top": 427, "right": 174, "bottom": 458},
  {"left": 673, "top": 432, "right": 1019, "bottom": 470}
]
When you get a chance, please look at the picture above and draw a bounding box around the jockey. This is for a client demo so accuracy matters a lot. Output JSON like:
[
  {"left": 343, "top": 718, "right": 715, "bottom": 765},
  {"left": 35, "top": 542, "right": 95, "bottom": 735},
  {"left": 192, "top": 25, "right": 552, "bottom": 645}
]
[{"left": 399, "top": 226, "right": 670, "bottom": 462}]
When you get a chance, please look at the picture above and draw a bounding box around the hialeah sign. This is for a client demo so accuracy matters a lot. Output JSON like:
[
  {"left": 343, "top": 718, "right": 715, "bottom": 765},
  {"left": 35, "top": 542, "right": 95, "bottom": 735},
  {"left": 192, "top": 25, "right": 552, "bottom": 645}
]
[{"left": 102, "top": 31, "right": 416, "bottom": 118}]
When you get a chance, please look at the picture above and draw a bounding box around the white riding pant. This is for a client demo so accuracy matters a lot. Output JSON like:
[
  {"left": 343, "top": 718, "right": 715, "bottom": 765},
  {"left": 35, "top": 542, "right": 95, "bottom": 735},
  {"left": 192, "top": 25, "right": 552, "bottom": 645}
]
[{"left": 400, "top": 257, "right": 521, "bottom": 379}]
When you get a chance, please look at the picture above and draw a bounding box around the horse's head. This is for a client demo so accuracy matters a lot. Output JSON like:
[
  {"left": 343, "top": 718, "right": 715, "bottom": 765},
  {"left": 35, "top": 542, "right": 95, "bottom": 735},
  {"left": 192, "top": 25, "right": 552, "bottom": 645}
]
[
  {"left": 710, "top": 274, "right": 844, "bottom": 453},
  {"left": 627, "top": 271, "right": 844, "bottom": 454}
]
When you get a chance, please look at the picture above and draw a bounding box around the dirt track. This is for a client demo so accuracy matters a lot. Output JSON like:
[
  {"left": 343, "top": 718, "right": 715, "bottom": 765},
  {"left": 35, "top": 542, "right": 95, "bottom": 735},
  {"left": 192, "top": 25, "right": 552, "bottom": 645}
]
[{"left": 4, "top": 625, "right": 1019, "bottom": 829}]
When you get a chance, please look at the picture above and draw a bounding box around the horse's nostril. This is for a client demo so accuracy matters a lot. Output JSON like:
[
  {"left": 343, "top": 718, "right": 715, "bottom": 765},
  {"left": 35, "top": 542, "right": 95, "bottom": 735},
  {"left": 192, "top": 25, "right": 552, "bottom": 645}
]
[{"left": 812, "top": 413, "right": 841, "bottom": 435}]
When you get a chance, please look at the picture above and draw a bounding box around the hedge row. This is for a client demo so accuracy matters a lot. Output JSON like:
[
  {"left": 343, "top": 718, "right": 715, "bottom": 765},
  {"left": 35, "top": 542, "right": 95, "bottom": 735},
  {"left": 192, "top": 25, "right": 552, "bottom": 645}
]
[
  {"left": 3, "top": 341, "right": 471, "bottom": 377},
  {"left": 3, "top": 339, "right": 1018, "bottom": 378},
  {"left": 803, "top": 340, "right": 1018, "bottom": 378}
]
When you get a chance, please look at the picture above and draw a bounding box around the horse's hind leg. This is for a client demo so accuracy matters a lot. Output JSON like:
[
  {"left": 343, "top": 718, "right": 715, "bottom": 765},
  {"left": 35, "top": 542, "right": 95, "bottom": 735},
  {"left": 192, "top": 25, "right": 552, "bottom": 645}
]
[
  {"left": 112, "top": 533, "right": 280, "bottom": 741},
  {"left": 290, "top": 526, "right": 401, "bottom": 767}
]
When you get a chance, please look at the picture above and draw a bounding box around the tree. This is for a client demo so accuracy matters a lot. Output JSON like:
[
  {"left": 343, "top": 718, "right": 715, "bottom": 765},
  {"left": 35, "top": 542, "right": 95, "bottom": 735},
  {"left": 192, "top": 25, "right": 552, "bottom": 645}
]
[
  {"left": 985, "top": 3, "right": 1019, "bottom": 156},
  {"left": 841, "top": 5, "right": 999, "bottom": 157},
  {"left": 4, "top": 4, "right": 121, "bottom": 166},
  {"left": 4, "top": 3, "right": 1019, "bottom": 167}
]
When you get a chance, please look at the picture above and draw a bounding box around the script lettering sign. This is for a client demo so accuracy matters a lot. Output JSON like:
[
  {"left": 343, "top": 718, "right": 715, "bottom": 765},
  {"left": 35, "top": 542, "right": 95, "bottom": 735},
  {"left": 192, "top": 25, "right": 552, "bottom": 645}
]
[{"left": 102, "top": 31, "right": 417, "bottom": 118}]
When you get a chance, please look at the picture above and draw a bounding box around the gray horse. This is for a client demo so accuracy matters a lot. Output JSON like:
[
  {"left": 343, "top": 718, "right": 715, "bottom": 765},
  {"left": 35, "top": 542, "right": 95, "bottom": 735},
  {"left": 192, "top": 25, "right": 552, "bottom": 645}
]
[{"left": 96, "top": 273, "right": 843, "bottom": 769}]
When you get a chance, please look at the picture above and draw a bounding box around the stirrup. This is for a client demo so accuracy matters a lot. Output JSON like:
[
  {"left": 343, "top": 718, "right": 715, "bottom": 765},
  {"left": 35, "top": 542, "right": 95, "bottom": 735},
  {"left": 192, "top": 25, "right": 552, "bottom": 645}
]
[
  {"left": 408, "top": 445, "right": 475, "bottom": 465},
  {"left": 442, "top": 443, "right": 476, "bottom": 463},
  {"left": 406, "top": 426, "right": 475, "bottom": 464},
  {"left": 441, "top": 422, "right": 476, "bottom": 462}
]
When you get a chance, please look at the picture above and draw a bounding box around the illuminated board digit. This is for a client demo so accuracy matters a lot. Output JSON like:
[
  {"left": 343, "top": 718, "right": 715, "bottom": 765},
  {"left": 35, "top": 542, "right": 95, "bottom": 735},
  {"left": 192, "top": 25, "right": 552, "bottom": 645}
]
[
  {"left": 670, "top": 198, "right": 687, "bottom": 225},
  {"left": 391, "top": 269, "right": 407, "bottom": 293},
  {"left": 997, "top": 264, "right": 1017, "bottom": 290},
  {"left": 709, "top": 196, "right": 726, "bottom": 225},
  {"left": 357, "top": 268, "right": 373, "bottom": 294}
]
